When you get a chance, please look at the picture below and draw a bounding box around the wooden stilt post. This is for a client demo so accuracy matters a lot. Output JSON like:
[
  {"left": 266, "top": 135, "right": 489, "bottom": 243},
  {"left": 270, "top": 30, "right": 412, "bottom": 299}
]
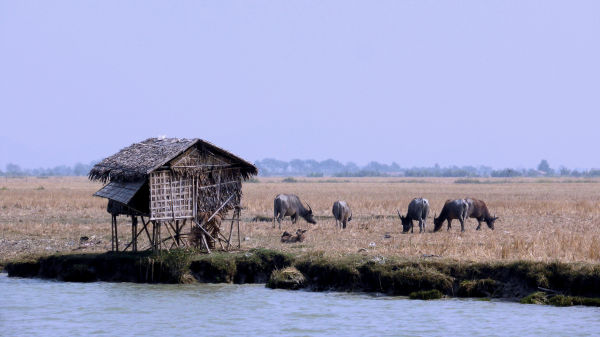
[
  {"left": 111, "top": 215, "right": 116, "bottom": 251},
  {"left": 156, "top": 221, "right": 161, "bottom": 251},
  {"left": 237, "top": 208, "right": 241, "bottom": 249},
  {"left": 151, "top": 221, "right": 157, "bottom": 252},
  {"left": 132, "top": 216, "right": 138, "bottom": 251},
  {"left": 114, "top": 215, "right": 119, "bottom": 252},
  {"left": 226, "top": 213, "right": 235, "bottom": 251},
  {"left": 175, "top": 220, "right": 180, "bottom": 245}
]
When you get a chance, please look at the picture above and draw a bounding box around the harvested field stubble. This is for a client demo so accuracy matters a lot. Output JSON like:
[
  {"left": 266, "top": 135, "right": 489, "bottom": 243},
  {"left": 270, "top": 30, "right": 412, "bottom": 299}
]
[{"left": 1, "top": 177, "right": 600, "bottom": 265}]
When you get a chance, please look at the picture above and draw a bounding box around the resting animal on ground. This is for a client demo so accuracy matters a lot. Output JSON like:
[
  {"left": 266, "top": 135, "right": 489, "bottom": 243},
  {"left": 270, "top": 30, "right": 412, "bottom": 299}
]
[
  {"left": 433, "top": 199, "right": 469, "bottom": 232},
  {"left": 273, "top": 194, "right": 317, "bottom": 229},
  {"left": 281, "top": 229, "right": 307, "bottom": 243},
  {"left": 397, "top": 197, "right": 429, "bottom": 233},
  {"left": 332, "top": 200, "right": 352, "bottom": 229}
]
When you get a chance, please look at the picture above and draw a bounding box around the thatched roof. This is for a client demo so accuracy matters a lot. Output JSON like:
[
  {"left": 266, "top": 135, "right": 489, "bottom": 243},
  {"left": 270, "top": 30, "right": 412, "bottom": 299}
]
[{"left": 89, "top": 137, "right": 258, "bottom": 183}]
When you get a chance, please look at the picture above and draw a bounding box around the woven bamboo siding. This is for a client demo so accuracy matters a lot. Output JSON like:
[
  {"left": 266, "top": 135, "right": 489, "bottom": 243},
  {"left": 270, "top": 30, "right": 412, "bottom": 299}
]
[{"left": 149, "top": 171, "right": 193, "bottom": 220}]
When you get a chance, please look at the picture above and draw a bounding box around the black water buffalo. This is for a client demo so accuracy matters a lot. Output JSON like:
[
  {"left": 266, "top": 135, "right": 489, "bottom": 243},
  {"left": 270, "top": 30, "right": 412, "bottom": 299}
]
[
  {"left": 273, "top": 194, "right": 317, "bottom": 229},
  {"left": 433, "top": 199, "right": 469, "bottom": 232},
  {"left": 397, "top": 198, "right": 429, "bottom": 233},
  {"left": 465, "top": 198, "right": 498, "bottom": 230},
  {"left": 332, "top": 200, "right": 352, "bottom": 229}
]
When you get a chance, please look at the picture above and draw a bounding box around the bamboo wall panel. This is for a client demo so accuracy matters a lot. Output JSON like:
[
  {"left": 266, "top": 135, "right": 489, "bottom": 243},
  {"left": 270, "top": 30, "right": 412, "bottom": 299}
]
[{"left": 149, "top": 171, "right": 193, "bottom": 220}]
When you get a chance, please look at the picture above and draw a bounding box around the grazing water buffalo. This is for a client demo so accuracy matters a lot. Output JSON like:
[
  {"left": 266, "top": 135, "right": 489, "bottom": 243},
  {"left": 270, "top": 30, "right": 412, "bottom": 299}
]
[
  {"left": 465, "top": 198, "right": 498, "bottom": 230},
  {"left": 433, "top": 199, "right": 469, "bottom": 232},
  {"left": 397, "top": 198, "right": 429, "bottom": 233},
  {"left": 332, "top": 200, "right": 352, "bottom": 229},
  {"left": 273, "top": 194, "right": 317, "bottom": 229}
]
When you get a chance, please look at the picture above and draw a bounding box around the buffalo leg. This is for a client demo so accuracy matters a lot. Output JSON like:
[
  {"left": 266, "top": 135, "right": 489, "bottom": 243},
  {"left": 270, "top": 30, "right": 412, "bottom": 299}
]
[
  {"left": 476, "top": 219, "right": 482, "bottom": 230},
  {"left": 460, "top": 218, "right": 465, "bottom": 232},
  {"left": 447, "top": 219, "right": 452, "bottom": 231},
  {"left": 342, "top": 220, "right": 347, "bottom": 229},
  {"left": 418, "top": 219, "right": 424, "bottom": 233}
]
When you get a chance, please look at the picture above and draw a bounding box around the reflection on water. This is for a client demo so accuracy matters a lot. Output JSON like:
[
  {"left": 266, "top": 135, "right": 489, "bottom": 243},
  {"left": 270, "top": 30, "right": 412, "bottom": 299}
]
[{"left": 1, "top": 274, "right": 599, "bottom": 337}]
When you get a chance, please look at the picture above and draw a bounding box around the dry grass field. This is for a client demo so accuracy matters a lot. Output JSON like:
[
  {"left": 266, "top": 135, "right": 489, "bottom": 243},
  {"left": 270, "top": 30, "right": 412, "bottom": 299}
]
[{"left": 1, "top": 176, "right": 599, "bottom": 265}]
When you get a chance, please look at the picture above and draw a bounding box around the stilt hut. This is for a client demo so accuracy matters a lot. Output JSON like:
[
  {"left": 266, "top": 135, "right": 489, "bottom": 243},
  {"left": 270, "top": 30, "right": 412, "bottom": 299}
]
[{"left": 89, "top": 137, "right": 258, "bottom": 252}]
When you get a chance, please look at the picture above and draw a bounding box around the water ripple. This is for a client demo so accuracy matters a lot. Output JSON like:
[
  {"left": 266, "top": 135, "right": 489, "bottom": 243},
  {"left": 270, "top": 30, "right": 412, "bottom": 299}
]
[{"left": 1, "top": 274, "right": 599, "bottom": 337}]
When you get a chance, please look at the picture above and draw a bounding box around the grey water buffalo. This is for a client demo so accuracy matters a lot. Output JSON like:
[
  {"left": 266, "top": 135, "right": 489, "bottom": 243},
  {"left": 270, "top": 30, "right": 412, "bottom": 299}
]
[
  {"left": 465, "top": 198, "right": 498, "bottom": 230},
  {"left": 433, "top": 199, "right": 469, "bottom": 232},
  {"left": 397, "top": 198, "right": 429, "bottom": 233},
  {"left": 273, "top": 194, "right": 317, "bottom": 229},
  {"left": 332, "top": 200, "right": 352, "bottom": 229}
]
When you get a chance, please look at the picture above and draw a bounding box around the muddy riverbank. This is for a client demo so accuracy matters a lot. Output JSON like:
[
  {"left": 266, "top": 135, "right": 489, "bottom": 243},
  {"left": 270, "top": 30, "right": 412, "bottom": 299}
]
[{"left": 5, "top": 248, "right": 600, "bottom": 306}]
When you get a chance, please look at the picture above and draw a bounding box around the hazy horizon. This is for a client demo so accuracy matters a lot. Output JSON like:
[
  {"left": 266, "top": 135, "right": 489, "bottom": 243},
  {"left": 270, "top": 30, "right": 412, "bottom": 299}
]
[{"left": 2, "top": 1, "right": 599, "bottom": 170}]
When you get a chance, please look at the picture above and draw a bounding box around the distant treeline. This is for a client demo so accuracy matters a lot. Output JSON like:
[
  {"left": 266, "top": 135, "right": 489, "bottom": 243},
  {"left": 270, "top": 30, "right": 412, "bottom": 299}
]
[
  {"left": 2, "top": 159, "right": 600, "bottom": 178},
  {"left": 255, "top": 159, "right": 600, "bottom": 178},
  {"left": 0, "top": 162, "right": 96, "bottom": 177}
]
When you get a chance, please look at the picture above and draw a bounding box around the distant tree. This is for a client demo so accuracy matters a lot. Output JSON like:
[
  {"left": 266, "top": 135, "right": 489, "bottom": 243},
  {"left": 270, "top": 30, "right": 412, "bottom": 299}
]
[
  {"left": 491, "top": 168, "right": 522, "bottom": 177},
  {"left": 537, "top": 159, "right": 553, "bottom": 175},
  {"left": 5, "top": 163, "right": 22, "bottom": 176},
  {"left": 73, "top": 163, "right": 89, "bottom": 176},
  {"left": 559, "top": 166, "right": 571, "bottom": 176}
]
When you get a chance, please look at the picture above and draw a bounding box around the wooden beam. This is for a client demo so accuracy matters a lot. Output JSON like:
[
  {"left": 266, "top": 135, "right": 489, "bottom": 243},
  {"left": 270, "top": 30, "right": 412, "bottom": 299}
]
[
  {"left": 114, "top": 216, "right": 119, "bottom": 252},
  {"left": 163, "top": 221, "right": 178, "bottom": 248},
  {"left": 141, "top": 216, "right": 153, "bottom": 247},
  {"left": 206, "top": 194, "right": 235, "bottom": 223},
  {"left": 198, "top": 181, "right": 238, "bottom": 190}
]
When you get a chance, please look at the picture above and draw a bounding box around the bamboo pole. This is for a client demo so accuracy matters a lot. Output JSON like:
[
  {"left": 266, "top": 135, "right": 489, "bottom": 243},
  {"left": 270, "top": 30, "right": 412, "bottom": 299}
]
[
  {"left": 237, "top": 208, "right": 241, "bottom": 249},
  {"left": 163, "top": 221, "right": 178, "bottom": 248},
  {"left": 226, "top": 212, "right": 235, "bottom": 250},
  {"left": 206, "top": 194, "right": 235, "bottom": 223},
  {"left": 141, "top": 217, "right": 153, "bottom": 247},
  {"left": 115, "top": 216, "right": 119, "bottom": 252},
  {"left": 111, "top": 215, "right": 115, "bottom": 251},
  {"left": 133, "top": 216, "right": 138, "bottom": 251},
  {"left": 169, "top": 175, "right": 176, "bottom": 221}
]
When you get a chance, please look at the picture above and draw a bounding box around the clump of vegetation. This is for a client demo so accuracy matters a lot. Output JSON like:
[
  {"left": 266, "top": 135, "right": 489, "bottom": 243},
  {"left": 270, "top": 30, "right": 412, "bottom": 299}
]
[
  {"left": 234, "top": 248, "right": 294, "bottom": 283},
  {"left": 458, "top": 279, "right": 501, "bottom": 297},
  {"left": 190, "top": 252, "right": 237, "bottom": 283},
  {"left": 35, "top": 186, "right": 45, "bottom": 190},
  {"left": 454, "top": 178, "right": 482, "bottom": 184},
  {"left": 548, "top": 295, "right": 600, "bottom": 307},
  {"left": 520, "top": 292, "right": 548, "bottom": 305},
  {"left": 409, "top": 289, "right": 443, "bottom": 300},
  {"left": 247, "top": 177, "right": 260, "bottom": 183},
  {"left": 155, "top": 249, "right": 194, "bottom": 283},
  {"left": 189, "top": 248, "right": 294, "bottom": 284},
  {"left": 282, "top": 177, "right": 298, "bottom": 183},
  {"left": 267, "top": 267, "right": 306, "bottom": 290},
  {"left": 358, "top": 262, "right": 453, "bottom": 295},
  {"left": 295, "top": 255, "right": 362, "bottom": 291},
  {"left": 521, "top": 292, "right": 600, "bottom": 307}
]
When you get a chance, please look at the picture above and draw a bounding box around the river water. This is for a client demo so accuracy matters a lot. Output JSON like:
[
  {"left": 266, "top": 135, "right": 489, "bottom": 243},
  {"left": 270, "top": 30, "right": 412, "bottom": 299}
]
[{"left": 1, "top": 274, "right": 598, "bottom": 337}]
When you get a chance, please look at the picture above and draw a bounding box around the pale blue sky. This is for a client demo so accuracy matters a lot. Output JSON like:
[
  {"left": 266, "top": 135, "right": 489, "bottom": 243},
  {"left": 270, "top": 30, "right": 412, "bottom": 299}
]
[{"left": 1, "top": 1, "right": 599, "bottom": 170}]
